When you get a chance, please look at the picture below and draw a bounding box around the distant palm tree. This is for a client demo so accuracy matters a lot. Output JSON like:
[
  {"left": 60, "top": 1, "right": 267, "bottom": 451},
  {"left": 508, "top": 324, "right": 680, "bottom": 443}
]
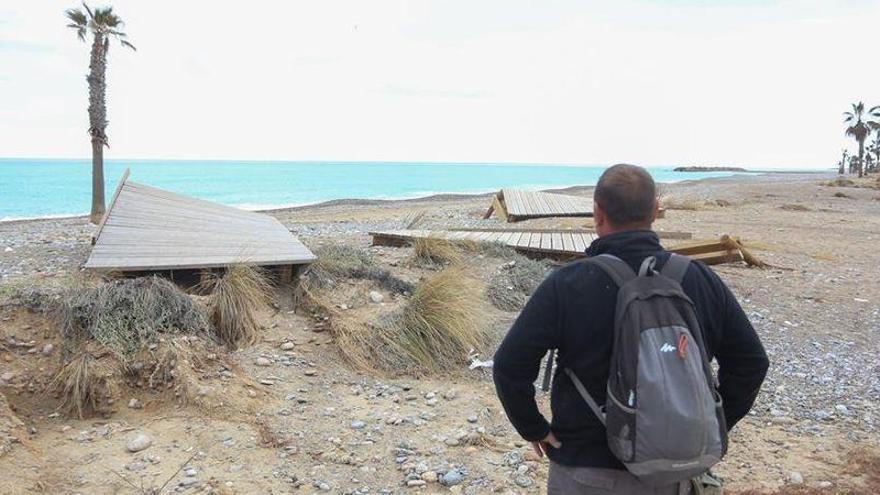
[
  {"left": 844, "top": 102, "right": 880, "bottom": 178},
  {"left": 838, "top": 149, "right": 848, "bottom": 175},
  {"left": 870, "top": 133, "right": 880, "bottom": 174},
  {"left": 66, "top": 2, "right": 135, "bottom": 223}
]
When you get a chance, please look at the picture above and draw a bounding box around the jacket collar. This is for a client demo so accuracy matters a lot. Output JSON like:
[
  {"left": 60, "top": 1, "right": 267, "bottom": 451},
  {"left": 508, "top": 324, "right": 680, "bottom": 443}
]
[{"left": 585, "top": 229, "right": 663, "bottom": 258}]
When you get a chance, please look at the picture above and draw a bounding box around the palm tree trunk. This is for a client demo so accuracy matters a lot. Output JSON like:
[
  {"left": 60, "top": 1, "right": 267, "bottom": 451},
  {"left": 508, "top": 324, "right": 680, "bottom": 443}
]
[
  {"left": 858, "top": 140, "right": 865, "bottom": 178},
  {"left": 90, "top": 137, "right": 105, "bottom": 223},
  {"left": 87, "top": 33, "right": 108, "bottom": 224}
]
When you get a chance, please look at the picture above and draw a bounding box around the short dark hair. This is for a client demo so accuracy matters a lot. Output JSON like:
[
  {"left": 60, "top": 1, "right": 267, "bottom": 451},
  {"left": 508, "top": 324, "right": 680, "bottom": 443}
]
[{"left": 594, "top": 164, "right": 657, "bottom": 225}]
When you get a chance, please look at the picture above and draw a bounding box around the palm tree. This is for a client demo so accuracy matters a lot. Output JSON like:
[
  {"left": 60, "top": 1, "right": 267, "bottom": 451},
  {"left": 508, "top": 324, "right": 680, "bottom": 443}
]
[
  {"left": 869, "top": 133, "right": 880, "bottom": 174},
  {"left": 838, "top": 149, "right": 848, "bottom": 175},
  {"left": 66, "top": 2, "right": 135, "bottom": 223},
  {"left": 843, "top": 102, "right": 880, "bottom": 178}
]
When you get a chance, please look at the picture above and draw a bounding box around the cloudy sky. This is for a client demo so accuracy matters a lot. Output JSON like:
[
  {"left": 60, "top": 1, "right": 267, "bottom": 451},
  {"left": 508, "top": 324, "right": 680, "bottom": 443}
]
[{"left": 1, "top": 0, "right": 878, "bottom": 168}]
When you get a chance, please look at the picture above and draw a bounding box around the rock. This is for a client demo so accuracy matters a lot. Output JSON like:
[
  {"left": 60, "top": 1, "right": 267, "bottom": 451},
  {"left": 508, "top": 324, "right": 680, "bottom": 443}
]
[
  {"left": 128, "top": 398, "right": 143, "bottom": 409},
  {"left": 3, "top": 247, "right": 12, "bottom": 253},
  {"left": 406, "top": 480, "right": 426, "bottom": 487},
  {"left": 421, "top": 471, "right": 438, "bottom": 482},
  {"left": 304, "top": 369, "right": 318, "bottom": 376},
  {"left": 789, "top": 471, "right": 803, "bottom": 485},
  {"left": 834, "top": 404, "right": 849, "bottom": 415},
  {"left": 125, "top": 433, "right": 153, "bottom": 453},
  {"left": 443, "top": 389, "right": 457, "bottom": 400},
  {"left": 41, "top": 343, "right": 54, "bottom": 356},
  {"left": 351, "top": 420, "right": 366, "bottom": 430},
  {"left": 440, "top": 469, "right": 464, "bottom": 486},
  {"left": 467, "top": 415, "right": 478, "bottom": 423},
  {"left": 280, "top": 342, "right": 295, "bottom": 351},
  {"left": 184, "top": 467, "right": 198, "bottom": 477},
  {"left": 0, "top": 372, "right": 14, "bottom": 383},
  {"left": 255, "top": 357, "right": 272, "bottom": 366},
  {"left": 818, "top": 481, "right": 832, "bottom": 488},
  {"left": 514, "top": 475, "right": 532, "bottom": 487},
  {"left": 369, "top": 291, "right": 384, "bottom": 303}
]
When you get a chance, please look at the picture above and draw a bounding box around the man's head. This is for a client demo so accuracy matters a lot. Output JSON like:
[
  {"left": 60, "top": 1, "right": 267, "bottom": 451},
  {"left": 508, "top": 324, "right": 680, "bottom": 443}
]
[{"left": 593, "top": 164, "right": 659, "bottom": 237}]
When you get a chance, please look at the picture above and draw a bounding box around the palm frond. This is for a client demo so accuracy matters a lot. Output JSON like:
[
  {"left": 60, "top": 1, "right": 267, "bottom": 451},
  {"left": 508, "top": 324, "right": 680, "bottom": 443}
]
[
  {"left": 82, "top": 1, "right": 95, "bottom": 20},
  {"left": 65, "top": 8, "right": 87, "bottom": 26},
  {"left": 119, "top": 39, "right": 136, "bottom": 51},
  {"left": 843, "top": 112, "right": 854, "bottom": 123}
]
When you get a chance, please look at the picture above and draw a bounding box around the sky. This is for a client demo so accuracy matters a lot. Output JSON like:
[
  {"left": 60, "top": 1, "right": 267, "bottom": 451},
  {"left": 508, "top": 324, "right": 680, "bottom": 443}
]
[{"left": 1, "top": 0, "right": 879, "bottom": 169}]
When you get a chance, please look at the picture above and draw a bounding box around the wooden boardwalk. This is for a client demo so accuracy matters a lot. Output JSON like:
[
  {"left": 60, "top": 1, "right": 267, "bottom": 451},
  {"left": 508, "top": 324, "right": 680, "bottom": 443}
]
[
  {"left": 84, "top": 170, "right": 315, "bottom": 272},
  {"left": 370, "top": 229, "right": 746, "bottom": 265},
  {"left": 486, "top": 189, "right": 593, "bottom": 222}
]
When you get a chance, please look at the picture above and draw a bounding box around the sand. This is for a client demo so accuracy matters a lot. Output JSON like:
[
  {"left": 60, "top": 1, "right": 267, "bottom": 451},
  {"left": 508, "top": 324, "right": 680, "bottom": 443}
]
[{"left": 1, "top": 171, "right": 879, "bottom": 494}]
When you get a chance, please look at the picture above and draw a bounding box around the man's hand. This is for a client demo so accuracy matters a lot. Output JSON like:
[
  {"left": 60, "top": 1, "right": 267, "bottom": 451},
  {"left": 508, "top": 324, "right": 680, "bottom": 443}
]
[{"left": 531, "top": 431, "right": 562, "bottom": 458}]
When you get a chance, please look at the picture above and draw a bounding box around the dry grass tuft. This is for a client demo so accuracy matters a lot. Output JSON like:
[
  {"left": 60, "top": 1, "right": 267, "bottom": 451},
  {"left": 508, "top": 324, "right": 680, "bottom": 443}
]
[
  {"left": 380, "top": 266, "right": 489, "bottom": 373},
  {"left": 780, "top": 203, "right": 811, "bottom": 211},
  {"left": 322, "top": 266, "right": 489, "bottom": 374},
  {"left": 198, "top": 265, "right": 273, "bottom": 349},
  {"left": 58, "top": 277, "right": 210, "bottom": 361},
  {"left": 304, "top": 244, "right": 413, "bottom": 294},
  {"left": 49, "top": 346, "right": 119, "bottom": 419},
  {"left": 411, "top": 236, "right": 467, "bottom": 266},
  {"left": 486, "top": 255, "right": 553, "bottom": 311},
  {"left": 833, "top": 191, "right": 853, "bottom": 199},
  {"left": 480, "top": 242, "right": 518, "bottom": 259},
  {"left": 824, "top": 177, "right": 856, "bottom": 187}
]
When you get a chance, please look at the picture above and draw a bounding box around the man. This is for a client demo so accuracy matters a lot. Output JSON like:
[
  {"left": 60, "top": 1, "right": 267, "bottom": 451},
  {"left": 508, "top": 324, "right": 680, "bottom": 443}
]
[{"left": 493, "top": 164, "right": 769, "bottom": 494}]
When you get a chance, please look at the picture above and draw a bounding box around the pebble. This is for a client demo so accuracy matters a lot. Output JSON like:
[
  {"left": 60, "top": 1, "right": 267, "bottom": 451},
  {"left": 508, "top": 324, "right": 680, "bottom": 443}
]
[
  {"left": 369, "top": 291, "right": 384, "bottom": 303},
  {"left": 184, "top": 467, "right": 198, "bottom": 477},
  {"left": 255, "top": 357, "right": 272, "bottom": 366},
  {"left": 41, "top": 343, "right": 54, "bottom": 356},
  {"left": 440, "top": 469, "right": 464, "bottom": 486},
  {"left": 514, "top": 475, "right": 532, "bottom": 487},
  {"left": 351, "top": 420, "right": 366, "bottom": 430},
  {"left": 467, "top": 415, "right": 478, "bottom": 424},
  {"left": 128, "top": 398, "right": 143, "bottom": 409},
  {"left": 125, "top": 433, "right": 153, "bottom": 453},
  {"left": 406, "top": 480, "right": 426, "bottom": 487},
  {"left": 280, "top": 342, "right": 295, "bottom": 351},
  {"left": 421, "top": 471, "right": 438, "bottom": 482},
  {"left": 789, "top": 471, "right": 804, "bottom": 485},
  {"left": 1, "top": 372, "right": 14, "bottom": 382}
]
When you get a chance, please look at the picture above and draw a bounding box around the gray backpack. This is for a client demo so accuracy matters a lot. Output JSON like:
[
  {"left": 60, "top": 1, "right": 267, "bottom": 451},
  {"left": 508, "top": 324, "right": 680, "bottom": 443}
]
[{"left": 564, "top": 253, "right": 727, "bottom": 487}]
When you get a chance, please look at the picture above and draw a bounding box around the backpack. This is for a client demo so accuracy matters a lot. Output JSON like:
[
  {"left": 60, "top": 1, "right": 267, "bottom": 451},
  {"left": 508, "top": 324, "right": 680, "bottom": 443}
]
[{"left": 564, "top": 253, "right": 728, "bottom": 487}]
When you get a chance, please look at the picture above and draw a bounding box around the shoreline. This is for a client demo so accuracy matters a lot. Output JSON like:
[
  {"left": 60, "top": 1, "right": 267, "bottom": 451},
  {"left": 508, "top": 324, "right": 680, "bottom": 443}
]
[{"left": 0, "top": 171, "right": 829, "bottom": 226}]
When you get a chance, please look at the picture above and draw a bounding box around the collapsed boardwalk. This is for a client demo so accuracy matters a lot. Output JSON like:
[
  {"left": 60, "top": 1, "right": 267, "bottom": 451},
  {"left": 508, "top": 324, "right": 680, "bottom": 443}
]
[
  {"left": 84, "top": 170, "right": 315, "bottom": 274},
  {"left": 370, "top": 229, "right": 757, "bottom": 266}
]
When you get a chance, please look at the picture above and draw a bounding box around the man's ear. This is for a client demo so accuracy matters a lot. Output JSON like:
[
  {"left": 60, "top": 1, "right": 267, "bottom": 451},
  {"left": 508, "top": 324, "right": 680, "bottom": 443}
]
[{"left": 593, "top": 200, "right": 605, "bottom": 228}]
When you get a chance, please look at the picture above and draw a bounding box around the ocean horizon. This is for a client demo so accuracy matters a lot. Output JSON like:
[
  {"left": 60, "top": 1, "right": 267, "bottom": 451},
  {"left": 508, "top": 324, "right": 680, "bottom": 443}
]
[{"left": 0, "top": 158, "right": 745, "bottom": 222}]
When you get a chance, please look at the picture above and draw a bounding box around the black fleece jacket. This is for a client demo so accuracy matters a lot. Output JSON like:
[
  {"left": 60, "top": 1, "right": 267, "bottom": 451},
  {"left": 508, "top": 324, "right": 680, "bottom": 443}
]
[{"left": 493, "top": 230, "right": 769, "bottom": 469}]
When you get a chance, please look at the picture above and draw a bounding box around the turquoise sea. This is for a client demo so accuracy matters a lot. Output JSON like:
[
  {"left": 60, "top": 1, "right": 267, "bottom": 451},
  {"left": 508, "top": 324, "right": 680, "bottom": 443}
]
[{"left": 0, "top": 159, "right": 742, "bottom": 221}]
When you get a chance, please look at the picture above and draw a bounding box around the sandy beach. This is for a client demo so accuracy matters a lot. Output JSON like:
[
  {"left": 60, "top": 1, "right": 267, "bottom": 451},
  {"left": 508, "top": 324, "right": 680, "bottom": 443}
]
[{"left": 2, "top": 171, "right": 880, "bottom": 494}]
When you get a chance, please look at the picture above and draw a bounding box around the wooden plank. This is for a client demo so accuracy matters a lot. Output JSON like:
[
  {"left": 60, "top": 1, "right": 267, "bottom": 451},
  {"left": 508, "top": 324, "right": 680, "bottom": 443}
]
[
  {"left": 562, "top": 232, "right": 575, "bottom": 253},
  {"left": 92, "top": 168, "right": 131, "bottom": 243}
]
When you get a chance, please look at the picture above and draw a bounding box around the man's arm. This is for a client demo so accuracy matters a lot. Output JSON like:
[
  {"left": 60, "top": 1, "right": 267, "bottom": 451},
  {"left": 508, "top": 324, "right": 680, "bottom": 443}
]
[
  {"left": 493, "top": 273, "right": 563, "bottom": 442},
  {"left": 713, "top": 278, "right": 770, "bottom": 429}
]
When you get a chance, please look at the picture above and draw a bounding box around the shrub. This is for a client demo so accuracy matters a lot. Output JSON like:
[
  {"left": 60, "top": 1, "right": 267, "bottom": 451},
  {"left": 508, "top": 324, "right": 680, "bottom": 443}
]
[
  {"left": 486, "top": 255, "right": 553, "bottom": 311},
  {"left": 305, "top": 244, "right": 413, "bottom": 294},
  {"left": 198, "top": 265, "right": 273, "bottom": 348},
  {"left": 328, "top": 266, "right": 489, "bottom": 374},
  {"left": 58, "top": 276, "right": 210, "bottom": 360},
  {"left": 381, "top": 266, "right": 489, "bottom": 372}
]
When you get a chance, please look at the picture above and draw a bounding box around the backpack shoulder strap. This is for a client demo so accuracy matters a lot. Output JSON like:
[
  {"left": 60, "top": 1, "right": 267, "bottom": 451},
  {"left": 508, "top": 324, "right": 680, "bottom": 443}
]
[
  {"left": 588, "top": 254, "right": 636, "bottom": 287},
  {"left": 660, "top": 253, "right": 691, "bottom": 284}
]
